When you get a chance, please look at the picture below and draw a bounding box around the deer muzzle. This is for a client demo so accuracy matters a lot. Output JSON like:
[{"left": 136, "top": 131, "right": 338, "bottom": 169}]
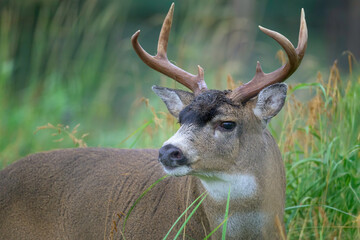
[{"left": 158, "top": 144, "right": 189, "bottom": 169}]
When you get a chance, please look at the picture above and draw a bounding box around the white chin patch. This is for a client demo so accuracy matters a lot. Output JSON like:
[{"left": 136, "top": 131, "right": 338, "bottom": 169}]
[
  {"left": 163, "top": 165, "right": 192, "bottom": 176},
  {"left": 200, "top": 173, "right": 257, "bottom": 201}
]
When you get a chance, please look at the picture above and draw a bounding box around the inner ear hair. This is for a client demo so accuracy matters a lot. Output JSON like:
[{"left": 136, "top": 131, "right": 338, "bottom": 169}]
[
  {"left": 152, "top": 86, "right": 195, "bottom": 118},
  {"left": 253, "top": 83, "right": 287, "bottom": 123},
  {"left": 173, "top": 88, "right": 195, "bottom": 106}
]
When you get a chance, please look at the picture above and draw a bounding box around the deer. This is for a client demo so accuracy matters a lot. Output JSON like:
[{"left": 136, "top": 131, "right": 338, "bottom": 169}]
[{"left": 0, "top": 3, "right": 307, "bottom": 240}]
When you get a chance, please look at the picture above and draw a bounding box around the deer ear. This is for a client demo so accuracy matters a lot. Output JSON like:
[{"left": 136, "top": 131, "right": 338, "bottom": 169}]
[
  {"left": 152, "top": 86, "right": 194, "bottom": 118},
  {"left": 253, "top": 83, "right": 287, "bottom": 125}
]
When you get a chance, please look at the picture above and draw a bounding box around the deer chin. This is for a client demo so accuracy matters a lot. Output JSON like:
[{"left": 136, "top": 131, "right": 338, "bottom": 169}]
[{"left": 163, "top": 165, "right": 192, "bottom": 177}]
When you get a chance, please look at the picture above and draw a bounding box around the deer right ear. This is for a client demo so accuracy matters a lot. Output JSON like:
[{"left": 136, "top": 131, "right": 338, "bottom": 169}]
[
  {"left": 152, "top": 86, "right": 194, "bottom": 118},
  {"left": 253, "top": 83, "right": 288, "bottom": 126}
]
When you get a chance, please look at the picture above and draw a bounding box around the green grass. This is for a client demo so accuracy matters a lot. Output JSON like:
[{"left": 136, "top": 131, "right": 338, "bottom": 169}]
[
  {"left": 275, "top": 61, "right": 360, "bottom": 239},
  {"left": 163, "top": 191, "right": 208, "bottom": 240},
  {"left": 0, "top": 0, "right": 359, "bottom": 239},
  {"left": 122, "top": 175, "right": 169, "bottom": 236}
]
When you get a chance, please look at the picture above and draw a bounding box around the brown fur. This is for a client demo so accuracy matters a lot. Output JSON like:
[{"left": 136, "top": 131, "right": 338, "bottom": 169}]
[
  {"left": 0, "top": 139, "right": 284, "bottom": 239},
  {"left": 0, "top": 148, "right": 210, "bottom": 239},
  {"left": 0, "top": 88, "right": 286, "bottom": 239}
]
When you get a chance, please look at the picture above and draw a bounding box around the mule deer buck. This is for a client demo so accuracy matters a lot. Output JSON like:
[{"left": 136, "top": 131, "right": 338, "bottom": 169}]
[{"left": 0, "top": 3, "right": 307, "bottom": 239}]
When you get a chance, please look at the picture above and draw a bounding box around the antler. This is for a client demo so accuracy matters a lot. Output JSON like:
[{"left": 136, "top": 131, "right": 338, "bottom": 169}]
[
  {"left": 229, "top": 9, "right": 308, "bottom": 103},
  {"left": 131, "top": 3, "right": 208, "bottom": 96}
]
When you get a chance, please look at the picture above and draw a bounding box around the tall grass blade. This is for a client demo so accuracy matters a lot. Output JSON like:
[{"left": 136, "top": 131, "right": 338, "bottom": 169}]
[
  {"left": 122, "top": 175, "right": 168, "bottom": 233},
  {"left": 288, "top": 82, "right": 327, "bottom": 100},
  {"left": 203, "top": 218, "right": 229, "bottom": 240},
  {"left": 118, "top": 120, "right": 153, "bottom": 147},
  {"left": 173, "top": 193, "right": 208, "bottom": 240},
  {"left": 162, "top": 191, "right": 207, "bottom": 240},
  {"left": 222, "top": 186, "right": 231, "bottom": 240}
]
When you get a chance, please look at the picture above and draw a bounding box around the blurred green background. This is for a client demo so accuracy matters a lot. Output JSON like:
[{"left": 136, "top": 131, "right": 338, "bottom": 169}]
[
  {"left": 1, "top": 0, "right": 359, "bottom": 238},
  {"left": 0, "top": 0, "right": 358, "bottom": 161}
]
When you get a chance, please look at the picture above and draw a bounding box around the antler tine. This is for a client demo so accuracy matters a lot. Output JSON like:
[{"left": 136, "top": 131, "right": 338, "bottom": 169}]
[
  {"left": 156, "top": 2, "right": 173, "bottom": 58},
  {"left": 230, "top": 9, "right": 308, "bottom": 103},
  {"left": 296, "top": 9, "right": 308, "bottom": 58},
  {"left": 131, "top": 3, "right": 208, "bottom": 95}
]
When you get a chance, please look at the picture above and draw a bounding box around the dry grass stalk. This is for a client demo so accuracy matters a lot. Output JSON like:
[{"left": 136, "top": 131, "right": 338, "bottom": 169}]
[
  {"left": 312, "top": 209, "right": 320, "bottom": 239},
  {"left": 276, "top": 50, "right": 287, "bottom": 65},
  {"left": 137, "top": 97, "right": 164, "bottom": 138},
  {"left": 275, "top": 214, "right": 286, "bottom": 240},
  {"left": 34, "top": 123, "right": 88, "bottom": 147},
  {"left": 226, "top": 74, "right": 236, "bottom": 90},
  {"left": 280, "top": 62, "right": 347, "bottom": 158},
  {"left": 298, "top": 208, "right": 310, "bottom": 239},
  {"left": 281, "top": 91, "right": 306, "bottom": 155},
  {"left": 319, "top": 206, "right": 329, "bottom": 232}
]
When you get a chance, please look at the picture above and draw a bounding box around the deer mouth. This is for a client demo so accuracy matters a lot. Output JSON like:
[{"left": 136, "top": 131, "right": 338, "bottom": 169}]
[{"left": 162, "top": 164, "right": 192, "bottom": 177}]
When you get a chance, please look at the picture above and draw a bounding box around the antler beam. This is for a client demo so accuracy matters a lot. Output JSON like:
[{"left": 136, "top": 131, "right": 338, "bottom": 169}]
[
  {"left": 229, "top": 9, "right": 308, "bottom": 103},
  {"left": 131, "top": 3, "right": 208, "bottom": 96}
]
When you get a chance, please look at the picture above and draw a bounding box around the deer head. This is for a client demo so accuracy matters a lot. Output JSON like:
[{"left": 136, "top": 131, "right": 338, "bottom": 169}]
[{"left": 132, "top": 3, "right": 307, "bottom": 182}]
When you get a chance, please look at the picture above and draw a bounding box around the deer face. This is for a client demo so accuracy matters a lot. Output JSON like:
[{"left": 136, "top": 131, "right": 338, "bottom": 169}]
[{"left": 155, "top": 83, "right": 287, "bottom": 177}]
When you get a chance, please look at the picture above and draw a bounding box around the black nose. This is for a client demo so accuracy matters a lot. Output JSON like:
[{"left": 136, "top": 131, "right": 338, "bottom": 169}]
[{"left": 158, "top": 144, "right": 188, "bottom": 167}]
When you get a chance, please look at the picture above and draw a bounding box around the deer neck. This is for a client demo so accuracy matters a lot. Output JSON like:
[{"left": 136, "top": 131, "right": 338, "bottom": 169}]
[
  {"left": 193, "top": 172, "right": 265, "bottom": 239},
  {"left": 197, "top": 173, "right": 258, "bottom": 201}
]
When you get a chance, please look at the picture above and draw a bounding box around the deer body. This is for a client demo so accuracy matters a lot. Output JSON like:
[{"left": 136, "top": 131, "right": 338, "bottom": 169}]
[
  {"left": 0, "top": 148, "right": 207, "bottom": 239},
  {"left": 0, "top": 3, "right": 307, "bottom": 239},
  {"left": 0, "top": 129, "right": 284, "bottom": 239}
]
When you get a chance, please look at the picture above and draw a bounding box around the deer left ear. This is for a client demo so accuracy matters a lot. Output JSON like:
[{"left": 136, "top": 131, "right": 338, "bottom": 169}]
[
  {"left": 253, "top": 83, "right": 288, "bottom": 125},
  {"left": 152, "top": 85, "right": 195, "bottom": 118}
]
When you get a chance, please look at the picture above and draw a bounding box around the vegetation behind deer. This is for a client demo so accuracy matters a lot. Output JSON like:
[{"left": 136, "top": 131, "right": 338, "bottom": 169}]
[{"left": 0, "top": 0, "right": 359, "bottom": 239}]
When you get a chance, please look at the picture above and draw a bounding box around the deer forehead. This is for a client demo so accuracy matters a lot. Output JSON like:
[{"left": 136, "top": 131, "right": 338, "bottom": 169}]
[
  {"left": 164, "top": 91, "right": 253, "bottom": 154},
  {"left": 179, "top": 90, "right": 240, "bottom": 126}
]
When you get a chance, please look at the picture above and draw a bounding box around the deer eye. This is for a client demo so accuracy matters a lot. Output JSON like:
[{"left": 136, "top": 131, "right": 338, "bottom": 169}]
[{"left": 218, "top": 121, "right": 236, "bottom": 131}]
